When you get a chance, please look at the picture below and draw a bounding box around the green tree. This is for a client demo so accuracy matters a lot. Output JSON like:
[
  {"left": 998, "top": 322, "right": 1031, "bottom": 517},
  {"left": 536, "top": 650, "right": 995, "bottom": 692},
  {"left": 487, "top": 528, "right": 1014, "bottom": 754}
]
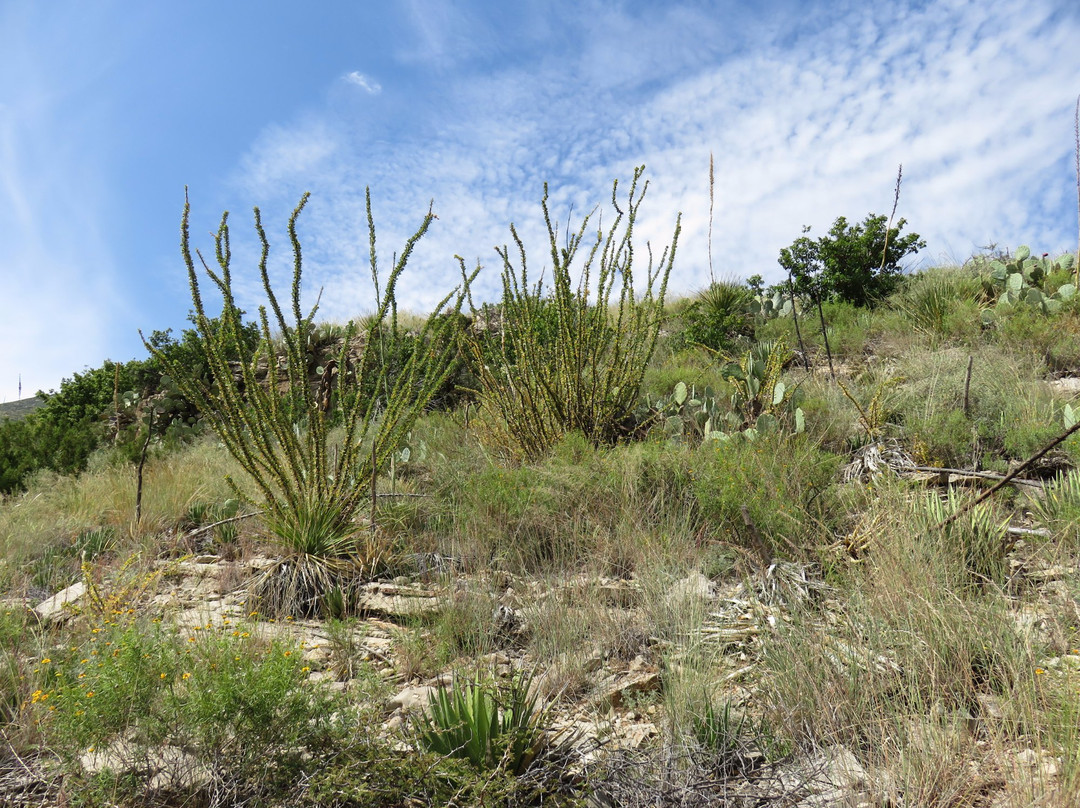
[{"left": 779, "top": 214, "right": 925, "bottom": 307}]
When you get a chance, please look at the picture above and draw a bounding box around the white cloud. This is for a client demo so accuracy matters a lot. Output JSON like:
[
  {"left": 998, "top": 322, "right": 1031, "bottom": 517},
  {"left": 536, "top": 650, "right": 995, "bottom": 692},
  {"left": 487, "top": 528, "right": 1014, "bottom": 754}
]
[
  {"left": 225, "top": 0, "right": 1080, "bottom": 327},
  {"left": 343, "top": 71, "right": 381, "bottom": 94}
]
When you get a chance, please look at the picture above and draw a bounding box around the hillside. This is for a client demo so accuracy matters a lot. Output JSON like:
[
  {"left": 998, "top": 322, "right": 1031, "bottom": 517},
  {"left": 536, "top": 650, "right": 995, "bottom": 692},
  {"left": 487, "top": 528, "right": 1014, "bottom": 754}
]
[
  {"left": 0, "top": 395, "right": 44, "bottom": 420},
  {"left": 2, "top": 240, "right": 1080, "bottom": 805}
]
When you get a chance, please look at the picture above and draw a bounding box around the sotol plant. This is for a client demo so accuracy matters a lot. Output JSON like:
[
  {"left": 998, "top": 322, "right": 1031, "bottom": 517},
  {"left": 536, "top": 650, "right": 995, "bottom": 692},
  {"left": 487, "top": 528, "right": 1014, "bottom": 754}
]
[
  {"left": 461, "top": 166, "right": 680, "bottom": 460},
  {"left": 145, "top": 190, "right": 474, "bottom": 615}
]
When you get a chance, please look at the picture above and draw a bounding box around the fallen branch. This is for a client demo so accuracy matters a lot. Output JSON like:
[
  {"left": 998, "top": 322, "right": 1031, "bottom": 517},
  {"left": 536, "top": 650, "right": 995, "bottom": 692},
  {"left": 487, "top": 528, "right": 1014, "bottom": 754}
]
[
  {"left": 936, "top": 420, "right": 1080, "bottom": 530},
  {"left": 907, "top": 465, "right": 1044, "bottom": 487},
  {"left": 1006, "top": 526, "right": 1052, "bottom": 538}
]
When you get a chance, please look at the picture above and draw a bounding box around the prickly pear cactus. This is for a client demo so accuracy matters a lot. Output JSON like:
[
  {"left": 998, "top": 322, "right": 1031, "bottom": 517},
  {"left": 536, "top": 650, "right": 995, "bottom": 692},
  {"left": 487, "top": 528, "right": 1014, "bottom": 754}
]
[{"left": 985, "top": 247, "right": 1077, "bottom": 317}]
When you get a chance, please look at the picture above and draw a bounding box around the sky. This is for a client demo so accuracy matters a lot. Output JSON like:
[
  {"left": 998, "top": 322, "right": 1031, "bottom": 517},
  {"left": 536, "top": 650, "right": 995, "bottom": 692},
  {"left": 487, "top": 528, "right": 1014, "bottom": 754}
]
[{"left": 2, "top": 0, "right": 1080, "bottom": 402}]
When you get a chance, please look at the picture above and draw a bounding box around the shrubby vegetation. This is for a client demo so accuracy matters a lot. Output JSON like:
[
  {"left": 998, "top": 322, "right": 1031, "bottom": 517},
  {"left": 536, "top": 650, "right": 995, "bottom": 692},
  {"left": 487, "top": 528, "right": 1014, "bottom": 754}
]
[{"left": 4, "top": 171, "right": 1080, "bottom": 805}]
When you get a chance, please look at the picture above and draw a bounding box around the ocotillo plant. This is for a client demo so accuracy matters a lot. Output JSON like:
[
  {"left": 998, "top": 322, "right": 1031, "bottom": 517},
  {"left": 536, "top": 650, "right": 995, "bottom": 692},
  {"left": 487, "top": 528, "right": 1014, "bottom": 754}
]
[
  {"left": 461, "top": 166, "right": 680, "bottom": 460},
  {"left": 144, "top": 189, "right": 475, "bottom": 615}
]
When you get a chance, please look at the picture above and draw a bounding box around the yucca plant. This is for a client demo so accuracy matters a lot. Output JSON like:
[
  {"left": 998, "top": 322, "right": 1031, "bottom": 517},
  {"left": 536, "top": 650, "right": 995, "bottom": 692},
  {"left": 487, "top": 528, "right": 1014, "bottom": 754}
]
[
  {"left": 461, "top": 166, "right": 680, "bottom": 460},
  {"left": 145, "top": 190, "right": 475, "bottom": 615}
]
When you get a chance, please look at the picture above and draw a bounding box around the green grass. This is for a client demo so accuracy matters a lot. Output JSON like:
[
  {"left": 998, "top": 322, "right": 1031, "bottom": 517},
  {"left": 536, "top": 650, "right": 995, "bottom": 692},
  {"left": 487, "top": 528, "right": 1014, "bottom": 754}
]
[{"left": 7, "top": 261, "right": 1080, "bottom": 804}]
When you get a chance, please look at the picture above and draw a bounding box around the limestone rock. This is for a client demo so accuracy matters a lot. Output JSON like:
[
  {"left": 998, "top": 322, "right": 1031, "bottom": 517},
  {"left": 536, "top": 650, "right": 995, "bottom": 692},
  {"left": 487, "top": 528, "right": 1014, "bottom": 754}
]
[
  {"left": 665, "top": 573, "right": 716, "bottom": 609},
  {"left": 590, "top": 670, "right": 661, "bottom": 710},
  {"left": 34, "top": 582, "right": 86, "bottom": 624},
  {"left": 386, "top": 684, "right": 436, "bottom": 715}
]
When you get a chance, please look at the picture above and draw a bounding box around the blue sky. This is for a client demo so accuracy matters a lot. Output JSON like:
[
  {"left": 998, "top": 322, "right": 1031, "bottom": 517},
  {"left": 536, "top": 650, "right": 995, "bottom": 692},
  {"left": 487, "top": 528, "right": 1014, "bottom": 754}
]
[{"left": 3, "top": 0, "right": 1080, "bottom": 402}]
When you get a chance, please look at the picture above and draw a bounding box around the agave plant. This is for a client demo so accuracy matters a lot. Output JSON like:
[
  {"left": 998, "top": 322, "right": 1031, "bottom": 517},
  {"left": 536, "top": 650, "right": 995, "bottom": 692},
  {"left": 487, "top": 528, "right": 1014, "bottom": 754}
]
[{"left": 414, "top": 670, "right": 567, "bottom": 776}]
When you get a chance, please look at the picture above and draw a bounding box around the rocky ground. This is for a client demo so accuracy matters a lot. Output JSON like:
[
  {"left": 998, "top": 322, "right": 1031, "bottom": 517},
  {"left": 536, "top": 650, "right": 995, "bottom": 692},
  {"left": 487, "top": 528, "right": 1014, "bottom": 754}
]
[{"left": 4, "top": 539, "right": 1077, "bottom": 807}]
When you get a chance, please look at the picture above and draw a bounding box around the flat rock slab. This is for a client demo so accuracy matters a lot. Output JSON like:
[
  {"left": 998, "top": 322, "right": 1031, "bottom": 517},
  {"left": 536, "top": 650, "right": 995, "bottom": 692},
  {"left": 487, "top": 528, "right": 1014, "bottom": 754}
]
[
  {"left": 591, "top": 670, "right": 661, "bottom": 710},
  {"left": 357, "top": 583, "right": 439, "bottom": 618},
  {"left": 34, "top": 582, "right": 86, "bottom": 623}
]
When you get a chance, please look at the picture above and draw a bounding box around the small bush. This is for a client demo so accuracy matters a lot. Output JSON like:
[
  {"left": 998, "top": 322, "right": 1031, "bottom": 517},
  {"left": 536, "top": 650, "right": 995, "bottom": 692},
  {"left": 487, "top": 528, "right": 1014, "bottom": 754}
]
[
  {"left": 677, "top": 280, "right": 755, "bottom": 354},
  {"left": 27, "top": 615, "right": 344, "bottom": 803}
]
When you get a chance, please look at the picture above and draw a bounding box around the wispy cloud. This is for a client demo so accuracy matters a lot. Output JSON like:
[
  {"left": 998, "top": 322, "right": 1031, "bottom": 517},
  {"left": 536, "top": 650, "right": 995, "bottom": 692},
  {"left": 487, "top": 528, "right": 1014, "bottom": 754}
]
[
  {"left": 222, "top": 0, "right": 1080, "bottom": 328},
  {"left": 343, "top": 71, "right": 381, "bottom": 94}
]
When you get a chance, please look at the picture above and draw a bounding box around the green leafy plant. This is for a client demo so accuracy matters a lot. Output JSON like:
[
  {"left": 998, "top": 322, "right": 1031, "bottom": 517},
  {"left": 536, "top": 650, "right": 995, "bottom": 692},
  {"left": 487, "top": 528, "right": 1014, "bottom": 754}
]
[
  {"left": 29, "top": 616, "right": 342, "bottom": 804},
  {"left": 461, "top": 166, "right": 680, "bottom": 460},
  {"left": 780, "top": 213, "right": 925, "bottom": 308},
  {"left": 144, "top": 190, "right": 475, "bottom": 616},
  {"left": 414, "top": 670, "right": 549, "bottom": 775},
  {"left": 679, "top": 279, "right": 755, "bottom": 353}
]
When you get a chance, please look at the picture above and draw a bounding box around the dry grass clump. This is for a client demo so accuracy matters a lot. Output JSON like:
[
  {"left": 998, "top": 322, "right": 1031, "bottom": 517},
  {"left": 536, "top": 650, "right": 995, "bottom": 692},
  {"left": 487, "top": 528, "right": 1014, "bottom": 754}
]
[
  {"left": 759, "top": 478, "right": 1080, "bottom": 805},
  {"left": 0, "top": 438, "right": 248, "bottom": 594}
]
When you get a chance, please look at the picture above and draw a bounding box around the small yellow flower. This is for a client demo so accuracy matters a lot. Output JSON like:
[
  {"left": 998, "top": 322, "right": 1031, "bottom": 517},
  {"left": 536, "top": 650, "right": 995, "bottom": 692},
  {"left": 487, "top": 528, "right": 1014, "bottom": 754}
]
[
  {"left": 41, "top": 658, "right": 51, "bottom": 664},
  {"left": 85, "top": 691, "right": 94, "bottom": 698},
  {"left": 283, "top": 651, "right": 292, "bottom": 657},
  {"left": 81, "top": 659, "right": 89, "bottom": 664},
  {"left": 160, "top": 673, "right": 167, "bottom": 680},
  {"left": 182, "top": 672, "right": 191, "bottom": 680},
  {"left": 300, "top": 666, "right": 310, "bottom": 673},
  {"left": 1036, "top": 668, "right": 1046, "bottom": 675},
  {"left": 188, "top": 637, "right": 196, "bottom": 643}
]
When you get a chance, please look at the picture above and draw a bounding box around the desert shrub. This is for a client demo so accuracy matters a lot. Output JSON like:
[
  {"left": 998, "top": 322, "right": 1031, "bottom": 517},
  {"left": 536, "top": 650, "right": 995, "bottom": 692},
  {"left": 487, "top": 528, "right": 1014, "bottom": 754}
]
[
  {"left": 461, "top": 166, "right": 680, "bottom": 460},
  {"left": 26, "top": 615, "right": 344, "bottom": 803},
  {"left": 146, "top": 190, "right": 473, "bottom": 616},
  {"left": 893, "top": 266, "right": 984, "bottom": 342}
]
